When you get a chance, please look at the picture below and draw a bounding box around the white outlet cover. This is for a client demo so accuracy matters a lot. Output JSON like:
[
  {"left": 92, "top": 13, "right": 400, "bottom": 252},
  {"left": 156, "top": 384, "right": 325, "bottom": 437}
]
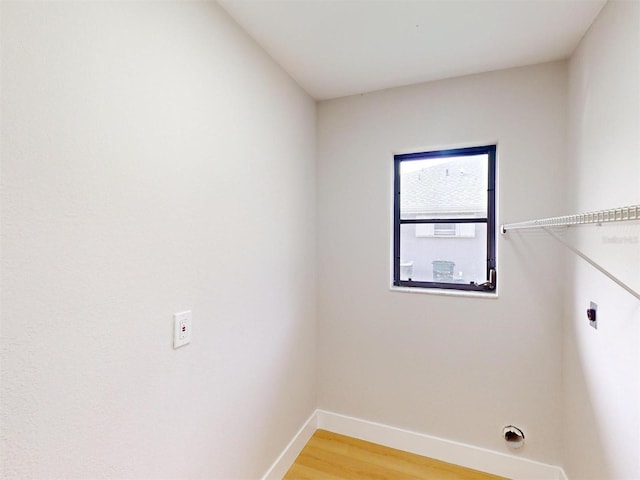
[{"left": 173, "top": 310, "right": 192, "bottom": 349}]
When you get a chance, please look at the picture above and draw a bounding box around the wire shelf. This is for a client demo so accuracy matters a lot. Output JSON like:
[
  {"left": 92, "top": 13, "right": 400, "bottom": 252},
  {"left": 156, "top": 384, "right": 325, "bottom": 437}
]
[
  {"left": 501, "top": 205, "right": 640, "bottom": 233},
  {"left": 501, "top": 204, "right": 640, "bottom": 301}
]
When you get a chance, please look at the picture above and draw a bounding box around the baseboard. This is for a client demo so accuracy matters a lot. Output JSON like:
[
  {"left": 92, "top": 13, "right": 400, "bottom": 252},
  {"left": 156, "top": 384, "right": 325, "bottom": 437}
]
[
  {"left": 262, "top": 408, "right": 566, "bottom": 480},
  {"left": 317, "top": 410, "right": 565, "bottom": 480},
  {"left": 260, "top": 410, "right": 317, "bottom": 480}
]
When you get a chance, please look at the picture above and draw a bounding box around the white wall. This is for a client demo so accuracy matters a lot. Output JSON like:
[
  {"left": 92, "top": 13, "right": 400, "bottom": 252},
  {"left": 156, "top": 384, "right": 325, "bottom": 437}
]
[
  {"left": 0, "top": 2, "right": 316, "bottom": 478},
  {"left": 4, "top": 1, "right": 637, "bottom": 478},
  {"left": 563, "top": 1, "right": 640, "bottom": 478},
  {"left": 317, "top": 62, "right": 567, "bottom": 465}
]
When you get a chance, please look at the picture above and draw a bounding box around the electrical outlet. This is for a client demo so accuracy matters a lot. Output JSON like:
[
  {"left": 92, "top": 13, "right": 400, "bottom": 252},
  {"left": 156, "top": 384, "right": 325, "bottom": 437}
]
[
  {"left": 174, "top": 310, "right": 192, "bottom": 348},
  {"left": 588, "top": 302, "right": 597, "bottom": 329}
]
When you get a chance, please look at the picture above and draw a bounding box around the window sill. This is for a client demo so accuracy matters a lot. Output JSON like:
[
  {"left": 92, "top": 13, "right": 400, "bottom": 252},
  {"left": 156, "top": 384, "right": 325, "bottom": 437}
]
[{"left": 390, "top": 285, "right": 499, "bottom": 299}]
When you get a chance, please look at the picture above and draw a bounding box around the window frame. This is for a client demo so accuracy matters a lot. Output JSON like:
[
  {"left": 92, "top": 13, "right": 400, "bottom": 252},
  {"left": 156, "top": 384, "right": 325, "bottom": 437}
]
[{"left": 393, "top": 145, "right": 497, "bottom": 292}]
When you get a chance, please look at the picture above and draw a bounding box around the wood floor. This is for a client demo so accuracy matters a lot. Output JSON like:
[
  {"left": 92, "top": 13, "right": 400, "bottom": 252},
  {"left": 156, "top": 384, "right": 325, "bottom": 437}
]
[{"left": 283, "top": 430, "right": 509, "bottom": 480}]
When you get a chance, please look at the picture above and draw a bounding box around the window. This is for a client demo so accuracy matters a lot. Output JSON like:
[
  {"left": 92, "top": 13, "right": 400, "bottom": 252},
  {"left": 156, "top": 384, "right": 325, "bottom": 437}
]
[{"left": 393, "top": 145, "right": 496, "bottom": 292}]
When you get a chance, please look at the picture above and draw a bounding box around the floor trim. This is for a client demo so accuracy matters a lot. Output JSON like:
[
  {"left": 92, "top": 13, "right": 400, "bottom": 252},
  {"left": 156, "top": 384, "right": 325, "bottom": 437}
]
[
  {"left": 261, "top": 410, "right": 317, "bottom": 480},
  {"left": 262, "top": 409, "right": 567, "bottom": 480}
]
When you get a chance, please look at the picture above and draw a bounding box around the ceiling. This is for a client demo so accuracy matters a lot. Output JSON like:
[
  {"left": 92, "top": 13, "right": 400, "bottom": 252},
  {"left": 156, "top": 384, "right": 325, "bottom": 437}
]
[{"left": 218, "top": 0, "right": 606, "bottom": 100}]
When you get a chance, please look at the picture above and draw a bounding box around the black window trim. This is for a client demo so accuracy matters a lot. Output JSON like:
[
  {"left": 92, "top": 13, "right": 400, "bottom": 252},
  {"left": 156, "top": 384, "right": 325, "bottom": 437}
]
[{"left": 393, "top": 145, "right": 497, "bottom": 292}]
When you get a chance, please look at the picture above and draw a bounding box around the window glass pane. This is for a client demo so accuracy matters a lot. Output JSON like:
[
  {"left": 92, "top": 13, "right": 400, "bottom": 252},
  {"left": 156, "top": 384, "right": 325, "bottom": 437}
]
[
  {"left": 399, "top": 223, "right": 487, "bottom": 284},
  {"left": 400, "top": 155, "right": 488, "bottom": 219}
]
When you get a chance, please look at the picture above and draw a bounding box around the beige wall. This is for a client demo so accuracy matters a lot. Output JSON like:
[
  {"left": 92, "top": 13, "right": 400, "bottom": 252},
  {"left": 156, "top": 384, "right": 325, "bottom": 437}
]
[
  {"left": 0, "top": 2, "right": 316, "bottom": 478},
  {"left": 563, "top": 1, "right": 640, "bottom": 478},
  {"left": 316, "top": 61, "right": 567, "bottom": 465}
]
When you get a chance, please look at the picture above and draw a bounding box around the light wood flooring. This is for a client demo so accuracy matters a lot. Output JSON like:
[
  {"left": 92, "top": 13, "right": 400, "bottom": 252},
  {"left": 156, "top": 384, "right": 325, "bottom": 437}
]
[{"left": 283, "top": 429, "right": 509, "bottom": 480}]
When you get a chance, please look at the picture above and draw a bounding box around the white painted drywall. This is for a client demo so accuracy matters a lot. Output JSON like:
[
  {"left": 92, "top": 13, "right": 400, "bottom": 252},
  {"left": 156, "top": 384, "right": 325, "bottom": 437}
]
[
  {"left": 0, "top": 1, "right": 316, "bottom": 478},
  {"left": 316, "top": 62, "right": 567, "bottom": 465},
  {"left": 563, "top": 1, "right": 640, "bottom": 478}
]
